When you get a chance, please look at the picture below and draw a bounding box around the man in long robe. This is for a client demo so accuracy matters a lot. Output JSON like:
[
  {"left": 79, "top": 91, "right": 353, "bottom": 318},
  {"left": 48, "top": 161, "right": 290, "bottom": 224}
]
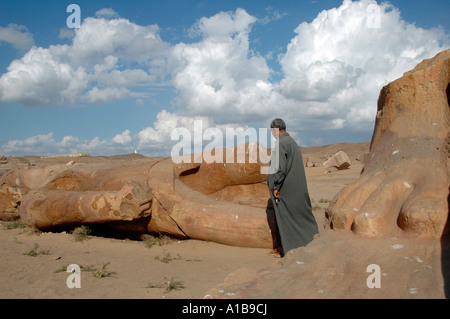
[{"left": 267, "top": 119, "right": 319, "bottom": 256}]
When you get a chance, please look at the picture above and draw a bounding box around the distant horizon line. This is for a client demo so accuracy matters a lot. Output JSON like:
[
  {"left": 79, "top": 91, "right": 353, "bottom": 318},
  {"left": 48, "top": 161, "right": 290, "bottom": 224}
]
[{"left": 1, "top": 140, "right": 371, "bottom": 159}]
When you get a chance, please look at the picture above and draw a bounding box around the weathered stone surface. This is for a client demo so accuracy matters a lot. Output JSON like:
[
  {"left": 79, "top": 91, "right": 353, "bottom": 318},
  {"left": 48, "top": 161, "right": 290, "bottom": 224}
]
[
  {"left": 323, "top": 151, "right": 351, "bottom": 171},
  {"left": 19, "top": 182, "right": 152, "bottom": 229},
  {"left": 0, "top": 186, "right": 22, "bottom": 219},
  {"left": 358, "top": 152, "right": 371, "bottom": 165},
  {"left": 0, "top": 168, "right": 10, "bottom": 178},
  {"left": 305, "top": 157, "right": 316, "bottom": 167},
  {"left": 205, "top": 230, "right": 445, "bottom": 299},
  {"left": 166, "top": 142, "right": 273, "bottom": 247},
  {"left": 326, "top": 49, "right": 450, "bottom": 239}
]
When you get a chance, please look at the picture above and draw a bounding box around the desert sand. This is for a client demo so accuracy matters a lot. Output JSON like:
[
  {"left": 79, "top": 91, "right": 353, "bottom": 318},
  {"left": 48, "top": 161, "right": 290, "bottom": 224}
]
[{"left": 0, "top": 142, "right": 407, "bottom": 299}]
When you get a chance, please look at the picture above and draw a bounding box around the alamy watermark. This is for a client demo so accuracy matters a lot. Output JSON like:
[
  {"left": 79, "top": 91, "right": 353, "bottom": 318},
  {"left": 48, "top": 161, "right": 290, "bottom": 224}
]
[
  {"left": 366, "top": 264, "right": 381, "bottom": 288},
  {"left": 170, "top": 120, "right": 278, "bottom": 174},
  {"left": 66, "top": 264, "right": 81, "bottom": 288},
  {"left": 66, "top": 4, "right": 81, "bottom": 29}
]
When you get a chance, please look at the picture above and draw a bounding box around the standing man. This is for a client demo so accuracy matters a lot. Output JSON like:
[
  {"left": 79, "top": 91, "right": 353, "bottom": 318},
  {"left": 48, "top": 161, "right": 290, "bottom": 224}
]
[{"left": 267, "top": 119, "right": 318, "bottom": 256}]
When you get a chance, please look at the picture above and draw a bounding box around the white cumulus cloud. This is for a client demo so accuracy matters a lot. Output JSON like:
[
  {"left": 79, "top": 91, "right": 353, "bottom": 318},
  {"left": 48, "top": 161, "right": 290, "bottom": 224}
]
[
  {"left": 95, "top": 8, "right": 120, "bottom": 19},
  {"left": 138, "top": 110, "right": 215, "bottom": 151},
  {"left": 0, "top": 132, "right": 138, "bottom": 156},
  {"left": 276, "top": 0, "right": 448, "bottom": 131},
  {"left": 0, "top": 24, "right": 34, "bottom": 49},
  {"left": 1, "top": 1, "right": 449, "bottom": 156},
  {"left": 168, "top": 1, "right": 448, "bottom": 136},
  {"left": 0, "top": 15, "right": 170, "bottom": 106},
  {"left": 112, "top": 130, "right": 132, "bottom": 145},
  {"left": 170, "top": 8, "right": 274, "bottom": 123}
]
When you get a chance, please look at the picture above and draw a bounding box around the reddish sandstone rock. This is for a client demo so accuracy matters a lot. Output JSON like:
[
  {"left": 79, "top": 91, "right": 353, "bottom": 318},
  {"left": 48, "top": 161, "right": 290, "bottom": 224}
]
[
  {"left": 205, "top": 230, "right": 445, "bottom": 299},
  {"left": 326, "top": 49, "right": 450, "bottom": 238},
  {"left": 323, "top": 151, "right": 351, "bottom": 172},
  {"left": 0, "top": 144, "right": 274, "bottom": 248}
]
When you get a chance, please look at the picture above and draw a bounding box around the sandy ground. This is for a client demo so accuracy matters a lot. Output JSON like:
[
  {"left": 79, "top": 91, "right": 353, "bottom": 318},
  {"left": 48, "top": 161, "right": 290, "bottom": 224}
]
[{"left": 0, "top": 226, "right": 276, "bottom": 299}]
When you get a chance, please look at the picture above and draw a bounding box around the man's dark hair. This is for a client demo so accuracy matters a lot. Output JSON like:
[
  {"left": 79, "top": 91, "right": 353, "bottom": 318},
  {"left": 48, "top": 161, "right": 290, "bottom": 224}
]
[{"left": 270, "top": 118, "right": 286, "bottom": 131}]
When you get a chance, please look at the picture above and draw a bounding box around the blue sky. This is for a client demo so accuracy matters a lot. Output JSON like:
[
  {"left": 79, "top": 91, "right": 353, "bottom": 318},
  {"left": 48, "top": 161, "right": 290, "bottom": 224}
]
[{"left": 0, "top": 0, "right": 449, "bottom": 156}]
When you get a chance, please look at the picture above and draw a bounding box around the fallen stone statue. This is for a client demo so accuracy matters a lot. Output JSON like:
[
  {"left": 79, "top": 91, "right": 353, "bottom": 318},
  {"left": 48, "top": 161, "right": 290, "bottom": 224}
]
[
  {"left": 0, "top": 143, "right": 275, "bottom": 248},
  {"left": 325, "top": 48, "right": 450, "bottom": 239}
]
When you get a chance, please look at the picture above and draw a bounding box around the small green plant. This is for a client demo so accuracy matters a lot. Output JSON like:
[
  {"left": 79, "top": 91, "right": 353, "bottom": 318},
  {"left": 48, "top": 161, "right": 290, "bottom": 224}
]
[
  {"left": 55, "top": 263, "right": 113, "bottom": 278},
  {"left": 2, "top": 219, "right": 26, "bottom": 230},
  {"left": 82, "top": 265, "right": 97, "bottom": 272},
  {"left": 55, "top": 264, "right": 96, "bottom": 273},
  {"left": 72, "top": 225, "right": 91, "bottom": 242},
  {"left": 176, "top": 253, "right": 201, "bottom": 262},
  {"left": 146, "top": 277, "right": 185, "bottom": 292},
  {"left": 23, "top": 243, "right": 50, "bottom": 257},
  {"left": 312, "top": 205, "right": 322, "bottom": 211},
  {"left": 154, "top": 251, "right": 173, "bottom": 263},
  {"left": 154, "top": 250, "right": 201, "bottom": 263},
  {"left": 93, "top": 262, "right": 116, "bottom": 279},
  {"left": 146, "top": 281, "right": 165, "bottom": 289},
  {"left": 166, "top": 277, "right": 185, "bottom": 292},
  {"left": 142, "top": 233, "right": 172, "bottom": 248},
  {"left": 319, "top": 198, "right": 331, "bottom": 203}
]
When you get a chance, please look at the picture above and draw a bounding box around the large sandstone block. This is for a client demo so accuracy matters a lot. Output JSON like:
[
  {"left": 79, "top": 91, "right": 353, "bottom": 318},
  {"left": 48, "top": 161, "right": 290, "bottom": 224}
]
[{"left": 323, "top": 151, "right": 351, "bottom": 171}]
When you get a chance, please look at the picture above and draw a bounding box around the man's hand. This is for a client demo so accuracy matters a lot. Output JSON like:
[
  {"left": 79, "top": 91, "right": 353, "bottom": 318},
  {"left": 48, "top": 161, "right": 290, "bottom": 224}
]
[{"left": 273, "top": 190, "right": 280, "bottom": 200}]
